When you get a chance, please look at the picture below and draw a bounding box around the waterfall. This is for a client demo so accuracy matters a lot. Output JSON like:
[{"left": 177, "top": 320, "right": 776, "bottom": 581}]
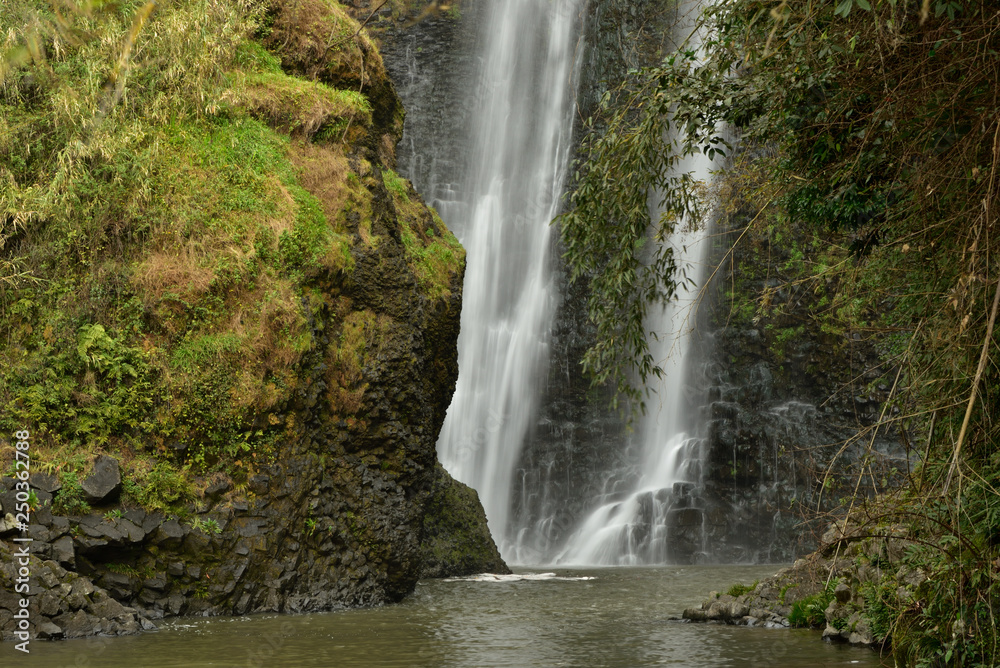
[
  {"left": 434, "top": 0, "right": 585, "bottom": 553},
  {"left": 553, "top": 227, "right": 712, "bottom": 565},
  {"left": 553, "top": 0, "right": 716, "bottom": 565}
]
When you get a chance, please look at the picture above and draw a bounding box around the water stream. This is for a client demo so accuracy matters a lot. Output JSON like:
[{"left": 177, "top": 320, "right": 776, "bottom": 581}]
[{"left": 552, "top": 0, "right": 717, "bottom": 565}]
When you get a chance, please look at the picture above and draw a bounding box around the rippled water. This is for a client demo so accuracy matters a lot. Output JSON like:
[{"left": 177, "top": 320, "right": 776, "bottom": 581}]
[{"left": 23, "top": 566, "right": 891, "bottom": 667}]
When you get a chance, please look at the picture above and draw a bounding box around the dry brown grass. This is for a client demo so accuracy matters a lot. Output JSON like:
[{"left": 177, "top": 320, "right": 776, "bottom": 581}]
[
  {"left": 263, "top": 178, "right": 300, "bottom": 240},
  {"left": 325, "top": 308, "right": 383, "bottom": 415},
  {"left": 133, "top": 240, "right": 218, "bottom": 304},
  {"left": 264, "top": 0, "right": 388, "bottom": 90},
  {"left": 208, "top": 276, "right": 311, "bottom": 409},
  {"left": 289, "top": 141, "right": 351, "bottom": 227},
  {"left": 133, "top": 166, "right": 300, "bottom": 310}
]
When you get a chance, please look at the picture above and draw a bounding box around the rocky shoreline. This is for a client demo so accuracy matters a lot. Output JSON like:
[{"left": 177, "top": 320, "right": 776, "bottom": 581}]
[
  {"left": 682, "top": 522, "right": 919, "bottom": 655},
  {"left": 1, "top": 456, "right": 505, "bottom": 642}
]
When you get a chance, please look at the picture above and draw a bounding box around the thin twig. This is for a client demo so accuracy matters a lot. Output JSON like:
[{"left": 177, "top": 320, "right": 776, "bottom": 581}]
[
  {"left": 325, "top": 0, "right": 389, "bottom": 57},
  {"left": 942, "top": 120, "right": 1000, "bottom": 495}
]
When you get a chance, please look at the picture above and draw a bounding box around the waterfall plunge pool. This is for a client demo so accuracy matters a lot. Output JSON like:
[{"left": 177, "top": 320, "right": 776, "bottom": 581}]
[{"left": 27, "top": 566, "right": 890, "bottom": 667}]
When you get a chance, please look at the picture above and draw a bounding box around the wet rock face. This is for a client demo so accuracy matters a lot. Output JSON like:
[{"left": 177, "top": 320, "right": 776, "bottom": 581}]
[
  {"left": 379, "top": 14, "right": 478, "bottom": 207},
  {"left": 0, "top": 248, "right": 477, "bottom": 623},
  {"left": 419, "top": 464, "right": 509, "bottom": 578},
  {"left": 693, "top": 221, "right": 910, "bottom": 562}
]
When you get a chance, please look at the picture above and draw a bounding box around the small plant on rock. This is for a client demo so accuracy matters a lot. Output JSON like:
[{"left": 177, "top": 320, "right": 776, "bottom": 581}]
[
  {"left": 726, "top": 580, "right": 758, "bottom": 597},
  {"left": 53, "top": 471, "right": 91, "bottom": 515}
]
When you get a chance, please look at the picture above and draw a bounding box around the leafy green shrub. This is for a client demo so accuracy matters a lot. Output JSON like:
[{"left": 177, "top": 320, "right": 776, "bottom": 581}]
[
  {"left": 53, "top": 471, "right": 91, "bottom": 515},
  {"left": 190, "top": 516, "right": 223, "bottom": 535},
  {"left": 861, "top": 579, "right": 895, "bottom": 640},
  {"left": 123, "top": 462, "right": 195, "bottom": 512},
  {"left": 2, "top": 323, "right": 158, "bottom": 445},
  {"left": 788, "top": 582, "right": 836, "bottom": 629}
]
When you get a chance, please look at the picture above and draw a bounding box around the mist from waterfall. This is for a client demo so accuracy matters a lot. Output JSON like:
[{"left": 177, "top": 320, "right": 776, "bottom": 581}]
[{"left": 433, "top": 0, "right": 585, "bottom": 553}]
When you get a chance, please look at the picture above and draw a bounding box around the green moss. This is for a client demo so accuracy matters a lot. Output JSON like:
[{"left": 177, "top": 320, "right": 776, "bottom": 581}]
[
  {"left": 233, "top": 41, "right": 284, "bottom": 74},
  {"left": 236, "top": 71, "right": 372, "bottom": 138},
  {"left": 171, "top": 333, "right": 244, "bottom": 372},
  {"left": 382, "top": 168, "right": 410, "bottom": 201},
  {"left": 419, "top": 464, "right": 509, "bottom": 578},
  {"left": 382, "top": 169, "right": 464, "bottom": 300}
]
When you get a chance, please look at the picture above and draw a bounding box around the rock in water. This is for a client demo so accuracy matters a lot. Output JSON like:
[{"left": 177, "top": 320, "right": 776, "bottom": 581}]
[{"left": 419, "top": 464, "right": 510, "bottom": 578}]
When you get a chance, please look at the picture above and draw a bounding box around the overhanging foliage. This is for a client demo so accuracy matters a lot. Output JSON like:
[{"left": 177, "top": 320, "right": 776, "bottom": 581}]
[{"left": 559, "top": 0, "right": 999, "bottom": 662}]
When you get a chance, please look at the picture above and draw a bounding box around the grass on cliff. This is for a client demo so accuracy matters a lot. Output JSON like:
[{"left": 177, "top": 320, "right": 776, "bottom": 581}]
[
  {"left": 383, "top": 168, "right": 464, "bottom": 300},
  {"left": 0, "top": 0, "right": 431, "bottom": 493}
]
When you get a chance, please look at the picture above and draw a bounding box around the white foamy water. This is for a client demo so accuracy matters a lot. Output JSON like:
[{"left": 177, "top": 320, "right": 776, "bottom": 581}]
[{"left": 443, "top": 572, "right": 596, "bottom": 582}]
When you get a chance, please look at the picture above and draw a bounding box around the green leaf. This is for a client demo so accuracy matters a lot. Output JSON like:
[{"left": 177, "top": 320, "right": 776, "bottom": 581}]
[{"left": 834, "top": 0, "right": 854, "bottom": 17}]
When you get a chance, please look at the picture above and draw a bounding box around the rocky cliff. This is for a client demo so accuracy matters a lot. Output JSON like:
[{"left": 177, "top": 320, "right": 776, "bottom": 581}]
[
  {"left": 692, "top": 210, "right": 910, "bottom": 562},
  {"left": 0, "top": 0, "right": 503, "bottom": 642}
]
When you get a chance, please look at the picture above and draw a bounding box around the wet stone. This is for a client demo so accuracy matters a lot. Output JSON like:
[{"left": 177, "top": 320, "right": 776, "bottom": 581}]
[
  {"left": 29, "top": 472, "right": 61, "bottom": 493},
  {"left": 153, "top": 519, "right": 186, "bottom": 546},
  {"left": 205, "top": 479, "right": 232, "bottom": 500},
  {"left": 36, "top": 620, "right": 64, "bottom": 639}
]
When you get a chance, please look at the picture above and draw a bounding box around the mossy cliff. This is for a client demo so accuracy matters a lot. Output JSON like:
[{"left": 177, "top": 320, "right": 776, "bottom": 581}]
[{"left": 0, "top": 0, "right": 503, "bottom": 640}]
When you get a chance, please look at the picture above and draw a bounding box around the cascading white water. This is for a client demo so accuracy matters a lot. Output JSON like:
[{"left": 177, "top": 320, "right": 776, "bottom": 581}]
[
  {"left": 554, "top": 0, "right": 716, "bottom": 566},
  {"left": 435, "top": 0, "right": 584, "bottom": 554},
  {"left": 553, "top": 229, "right": 711, "bottom": 565}
]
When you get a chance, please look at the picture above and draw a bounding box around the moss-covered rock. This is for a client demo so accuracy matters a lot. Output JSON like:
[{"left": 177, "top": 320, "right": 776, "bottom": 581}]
[
  {"left": 0, "top": 0, "right": 499, "bottom": 639},
  {"left": 262, "top": 0, "right": 405, "bottom": 165},
  {"left": 419, "top": 464, "right": 509, "bottom": 578},
  {"left": 683, "top": 521, "right": 912, "bottom": 653}
]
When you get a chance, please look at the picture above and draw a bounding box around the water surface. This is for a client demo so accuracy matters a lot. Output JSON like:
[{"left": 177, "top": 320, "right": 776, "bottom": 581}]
[{"left": 25, "top": 566, "right": 891, "bottom": 667}]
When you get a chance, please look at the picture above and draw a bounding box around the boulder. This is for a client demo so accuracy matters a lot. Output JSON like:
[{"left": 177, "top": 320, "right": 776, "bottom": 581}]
[
  {"left": 0, "top": 513, "right": 21, "bottom": 536},
  {"left": 30, "top": 472, "right": 62, "bottom": 494},
  {"left": 36, "top": 620, "right": 64, "bottom": 639},
  {"left": 81, "top": 455, "right": 122, "bottom": 504}
]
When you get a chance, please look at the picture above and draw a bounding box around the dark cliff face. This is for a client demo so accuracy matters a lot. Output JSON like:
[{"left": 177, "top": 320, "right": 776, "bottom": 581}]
[
  {"left": 691, "top": 214, "right": 909, "bottom": 562},
  {"left": 0, "top": 0, "right": 504, "bottom": 641}
]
